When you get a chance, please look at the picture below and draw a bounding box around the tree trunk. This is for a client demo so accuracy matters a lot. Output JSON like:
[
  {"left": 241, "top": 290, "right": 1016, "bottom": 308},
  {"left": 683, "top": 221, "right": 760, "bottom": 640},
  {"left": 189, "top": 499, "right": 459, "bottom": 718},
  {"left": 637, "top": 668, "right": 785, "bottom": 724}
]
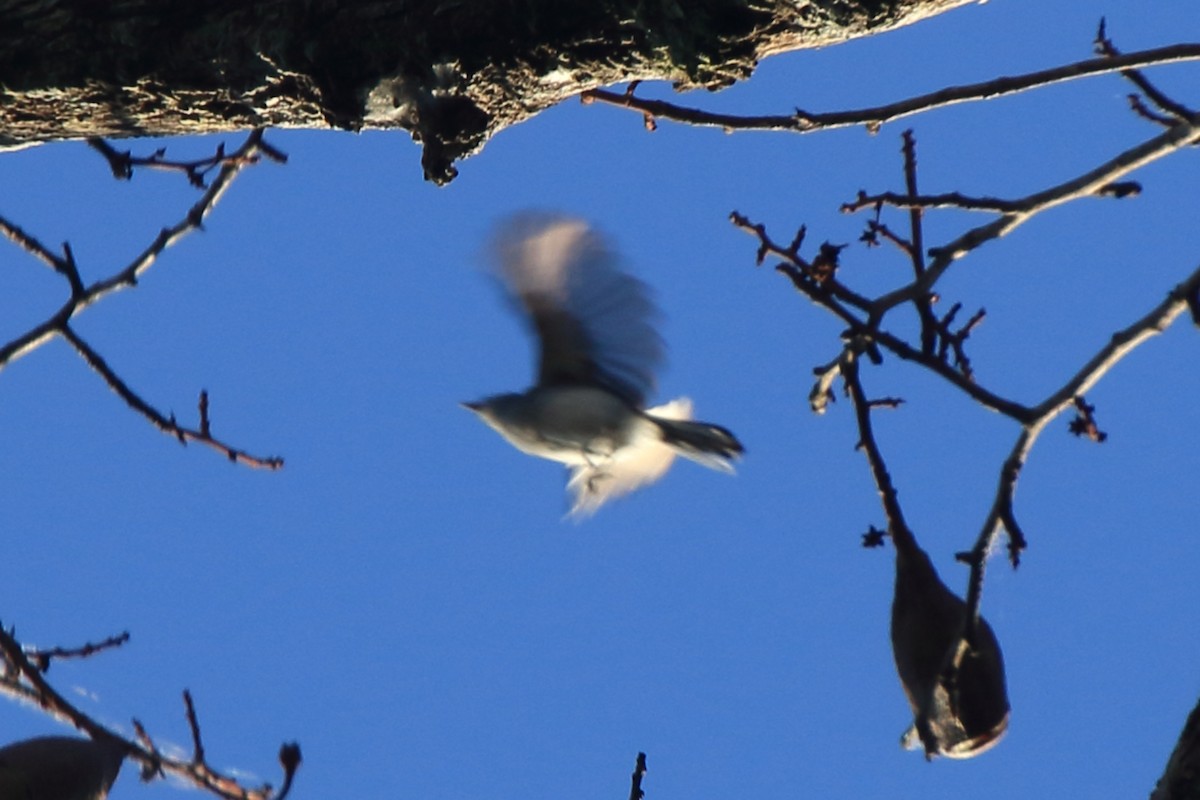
[{"left": 0, "top": 0, "right": 969, "bottom": 183}]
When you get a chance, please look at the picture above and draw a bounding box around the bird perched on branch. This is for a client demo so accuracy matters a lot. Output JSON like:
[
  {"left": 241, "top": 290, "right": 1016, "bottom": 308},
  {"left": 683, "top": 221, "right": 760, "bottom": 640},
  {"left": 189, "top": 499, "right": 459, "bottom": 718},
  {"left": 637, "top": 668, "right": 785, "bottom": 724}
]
[{"left": 464, "top": 214, "right": 744, "bottom": 518}]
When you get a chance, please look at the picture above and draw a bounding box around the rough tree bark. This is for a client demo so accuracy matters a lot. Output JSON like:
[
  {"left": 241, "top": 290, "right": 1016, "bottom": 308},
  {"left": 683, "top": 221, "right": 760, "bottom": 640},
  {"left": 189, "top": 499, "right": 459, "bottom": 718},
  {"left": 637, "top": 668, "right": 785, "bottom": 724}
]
[{"left": 0, "top": 0, "right": 969, "bottom": 183}]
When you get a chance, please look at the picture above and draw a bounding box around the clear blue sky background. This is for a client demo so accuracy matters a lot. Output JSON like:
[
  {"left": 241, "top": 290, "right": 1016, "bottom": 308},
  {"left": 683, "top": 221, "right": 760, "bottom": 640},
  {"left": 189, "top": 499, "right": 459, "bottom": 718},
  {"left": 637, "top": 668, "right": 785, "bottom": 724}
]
[{"left": 3, "top": 1, "right": 1199, "bottom": 797}]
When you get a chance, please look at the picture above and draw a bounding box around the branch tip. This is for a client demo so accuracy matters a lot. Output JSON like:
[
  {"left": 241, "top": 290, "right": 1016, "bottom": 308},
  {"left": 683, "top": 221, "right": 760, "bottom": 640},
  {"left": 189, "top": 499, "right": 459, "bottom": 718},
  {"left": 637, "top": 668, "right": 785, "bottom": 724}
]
[{"left": 629, "top": 751, "right": 647, "bottom": 800}]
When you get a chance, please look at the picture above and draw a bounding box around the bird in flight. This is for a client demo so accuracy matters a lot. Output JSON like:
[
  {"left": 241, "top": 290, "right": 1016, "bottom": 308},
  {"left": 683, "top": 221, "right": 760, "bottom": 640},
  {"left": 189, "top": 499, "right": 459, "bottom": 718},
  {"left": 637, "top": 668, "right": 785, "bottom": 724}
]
[{"left": 464, "top": 214, "right": 744, "bottom": 517}]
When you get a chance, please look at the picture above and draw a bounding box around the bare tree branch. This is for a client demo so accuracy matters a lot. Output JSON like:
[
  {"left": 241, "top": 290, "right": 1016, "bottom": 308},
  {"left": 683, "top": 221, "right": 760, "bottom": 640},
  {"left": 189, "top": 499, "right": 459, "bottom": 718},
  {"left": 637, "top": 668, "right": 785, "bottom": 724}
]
[
  {"left": 725, "top": 48, "right": 1200, "bottom": 766},
  {"left": 0, "top": 129, "right": 284, "bottom": 368},
  {"left": 629, "top": 751, "right": 647, "bottom": 800},
  {"left": 730, "top": 213, "right": 1034, "bottom": 421},
  {"left": 840, "top": 348, "right": 916, "bottom": 552},
  {"left": 0, "top": 129, "right": 286, "bottom": 469},
  {"left": 898, "top": 131, "right": 938, "bottom": 355},
  {"left": 23, "top": 631, "right": 131, "bottom": 673},
  {"left": 584, "top": 43, "right": 1200, "bottom": 135},
  {"left": 1, "top": 622, "right": 299, "bottom": 800},
  {"left": 867, "top": 116, "right": 1199, "bottom": 316},
  {"left": 1095, "top": 20, "right": 1198, "bottom": 123},
  {"left": 60, "top": 326, "right": 284, "bottom": 469}
]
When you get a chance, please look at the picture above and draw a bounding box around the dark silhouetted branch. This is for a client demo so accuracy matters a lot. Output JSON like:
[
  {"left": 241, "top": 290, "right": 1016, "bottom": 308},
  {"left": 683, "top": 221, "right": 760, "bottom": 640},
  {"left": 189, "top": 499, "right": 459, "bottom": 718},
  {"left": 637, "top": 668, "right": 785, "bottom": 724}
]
[
  {"left": 23, "top": 631, "right": 131, "bottom": 673},
  {"left": 0, "top": 130, "right": 285, "bottom": 469},
  {"left": 629, "top": 752, "right": 647, "bottom": 800},
  {"left": 60, "top": 326, "right": 284, "bottom": 469},
  {"left": 584, "top": 43, "right": 1200, "bottom": 136},
  {"left": 870, "top": 117, "right": 1200, "bottom": 316},
  {"left": 840, "top": 348, "right": 917, "bottom": 551},
  {"left": 1, "top": 622, "right": 298, "bottom": 800},
  {"left": 1095, "top": 20, "right": 1198, "bottom": 123}
]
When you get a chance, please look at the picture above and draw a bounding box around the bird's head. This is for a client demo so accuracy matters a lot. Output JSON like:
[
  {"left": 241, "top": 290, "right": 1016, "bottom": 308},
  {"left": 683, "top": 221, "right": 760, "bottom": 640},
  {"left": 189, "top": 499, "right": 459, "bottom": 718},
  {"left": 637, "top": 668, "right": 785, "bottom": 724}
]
[{"left": 461, "top": 393, "right": 526, "bottom": 429}]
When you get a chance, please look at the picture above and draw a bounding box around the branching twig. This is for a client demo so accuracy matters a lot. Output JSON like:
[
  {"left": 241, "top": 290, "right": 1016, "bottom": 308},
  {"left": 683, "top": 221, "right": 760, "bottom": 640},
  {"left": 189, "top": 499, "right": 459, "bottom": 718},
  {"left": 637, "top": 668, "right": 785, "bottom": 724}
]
[
  {"left": 957, "top": 262, "right": 1200, "bottom": 625},
  {"left": 59, "top": 326, "right": 283, "bottom": 469},
  {"left": 934, "top": 303, "right": 986, "bottom": 381},
  {"left": 24, "top": 631, "right": 130, "bottom": 673},
  {"left": 861, "top": 218, "right": 915, "bottom": 256},
  {"left": 0, "top": 129, "right": 285, "bottom": 469},
  {"left": 840, "top": 347, "right": 917, "bottom": 552},
  {"left": 583, "top": 43, "right": 1200, "bottom": 135},
  {"left": 729, "top": 211, "right": 872, "bottom": 319},
  {"left": 876, "top": 327, "right": 1031, "bottom": 420},
  {"left": 1, "top": 622, "right": 299, "bottom": 800},
  {"left": 1095, "top": 20, "right": 1198, "bottom": 123},
  {"left": 0, "top": 624, "right": 128, "bottom": 746},
  {"left": 1, "top": 130, "right": 277, "bottom": 366},
  {"left": 871, "top": 116, "right": 1200, "bottom": 316},
  {"left": 732, "top": 212, "right": 1034, "bottom": 421},
  {"left": 733, "top": 49, "right": 1200, "bottom": 763},
  {"left": 87, "top": 137, "right": 275, "bottom": 188}
]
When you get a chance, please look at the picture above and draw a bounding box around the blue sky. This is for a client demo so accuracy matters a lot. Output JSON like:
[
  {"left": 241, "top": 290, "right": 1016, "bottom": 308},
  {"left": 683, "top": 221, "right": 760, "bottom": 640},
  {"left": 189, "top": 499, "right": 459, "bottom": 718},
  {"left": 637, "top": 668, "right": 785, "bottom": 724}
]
[{"left": 2, "top": 1, "right": 1199, "bottom": 797}]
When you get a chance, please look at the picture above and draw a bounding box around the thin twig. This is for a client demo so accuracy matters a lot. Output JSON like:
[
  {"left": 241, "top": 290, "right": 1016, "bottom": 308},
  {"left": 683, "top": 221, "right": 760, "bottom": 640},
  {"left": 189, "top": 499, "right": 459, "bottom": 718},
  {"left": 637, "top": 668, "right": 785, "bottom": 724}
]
[
  {"left": 0, "top": 625, "right": 127, "bottom": 746},
  {"left": 1031, "top": 264, "right": 1200, "bottom": 419},
  {"left": 934, "top": 304, "right": 986, "bottom": 381},
  {"left": 958, "top": 261, "right": 1200, "bottom": 621},
  {"left": 87, "top": 137, "right": 284, "bottom": 188},
  {"left": 729, "top": 211, "right": 874, "bottom": 313},
  {"left": 583, "top": 43, "right": 1200, "bottom": 134},
  {"left": 59, "top": 325, "right": 284, "bottom": 469},
  {"left": 629, "top": 752, "right": 647, "bottom": 800},
  {"left": 1, "top": 622, "right": 295, "bottom": 800},
  {"left": 840, "top": 347, "right": 918, "bottom": 552},
  {"left": 842, "top": 189, "right": 1027, "bottom": 214},
  {"left": 0, "top": 220, "right": 86, "bottom": 298},
  {"left": 900, "top": 131, "right": 937, "bottom": 354},
  {"left": 185, "top": 690, "right": 207, "bottom": 765},
  {"left": 872, "top": 117, "right": 1200, "bottom": 316},
  {"left": 732, "top": 211, "right": 1035, "bottom": 421},
  {"left": 0, "top": 129, "right": 285, "bottom": 469},
  {"left": 24, "top": 631, "right": 131, "bottom": 672},
  {"left": 1095, "top": 20, "right": 1198, "bottom": 122},
  {"left": 0, "top": 129, "right": 273, "bottom": 369}
]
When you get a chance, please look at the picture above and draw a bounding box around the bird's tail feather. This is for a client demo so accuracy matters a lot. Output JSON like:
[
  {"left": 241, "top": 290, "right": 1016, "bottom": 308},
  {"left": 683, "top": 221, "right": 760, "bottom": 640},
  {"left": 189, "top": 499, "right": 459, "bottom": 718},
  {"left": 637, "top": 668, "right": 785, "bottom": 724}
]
[{"left": 646, "top": 398, "right": 744, "bottom": 472}]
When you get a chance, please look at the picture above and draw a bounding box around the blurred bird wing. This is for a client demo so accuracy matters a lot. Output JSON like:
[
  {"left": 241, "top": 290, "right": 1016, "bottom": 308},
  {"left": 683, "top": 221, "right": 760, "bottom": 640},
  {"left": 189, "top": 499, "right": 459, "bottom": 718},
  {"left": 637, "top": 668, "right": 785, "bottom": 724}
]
[{"left": 491, "top": 214, "right": 664, "bottom": 405}]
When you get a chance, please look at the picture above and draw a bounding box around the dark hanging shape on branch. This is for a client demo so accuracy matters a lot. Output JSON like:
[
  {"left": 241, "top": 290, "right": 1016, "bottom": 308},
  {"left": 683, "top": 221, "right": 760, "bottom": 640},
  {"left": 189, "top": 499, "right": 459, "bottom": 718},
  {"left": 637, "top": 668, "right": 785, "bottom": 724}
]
[
  {"left": 891, "top": 543, "right": 1010, "bottom": 759},
  {"left": 0, "top": 735, "right": 127, "bottom": 799}
]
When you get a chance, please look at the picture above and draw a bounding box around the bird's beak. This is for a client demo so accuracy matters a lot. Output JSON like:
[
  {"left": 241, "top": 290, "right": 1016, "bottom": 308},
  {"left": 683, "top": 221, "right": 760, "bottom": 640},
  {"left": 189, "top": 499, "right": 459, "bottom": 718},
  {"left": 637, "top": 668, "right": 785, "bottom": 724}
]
[{"left": 461, "top": 401, "right": 482, "bottom": 413}]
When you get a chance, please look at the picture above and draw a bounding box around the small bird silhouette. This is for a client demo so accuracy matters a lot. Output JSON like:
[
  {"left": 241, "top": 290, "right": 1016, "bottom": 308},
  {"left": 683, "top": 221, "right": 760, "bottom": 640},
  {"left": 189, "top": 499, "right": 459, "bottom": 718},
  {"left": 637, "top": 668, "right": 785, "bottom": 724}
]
[
  {"left": 464, "top": 214, "right": 744, "bottom": 517},
  {"left": 892, "top": 541, "right": 1009, "bottom": 759}
]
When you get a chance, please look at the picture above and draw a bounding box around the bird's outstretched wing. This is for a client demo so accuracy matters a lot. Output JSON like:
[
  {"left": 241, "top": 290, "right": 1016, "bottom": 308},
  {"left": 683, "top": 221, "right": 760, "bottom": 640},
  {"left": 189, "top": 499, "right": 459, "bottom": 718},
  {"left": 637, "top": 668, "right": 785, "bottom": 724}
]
[{"left": 490, "top": 214, "right": 664, "bottom": 406}]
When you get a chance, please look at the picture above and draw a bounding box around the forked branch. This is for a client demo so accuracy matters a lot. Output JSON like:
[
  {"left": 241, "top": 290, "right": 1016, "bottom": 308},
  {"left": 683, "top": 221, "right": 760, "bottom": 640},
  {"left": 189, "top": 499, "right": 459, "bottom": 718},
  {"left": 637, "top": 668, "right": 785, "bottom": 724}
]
[
  {"left": 0, "top": 622, "right": 300, "bottom": 800},
  {"left": 0, "top": 130, "right": 286, "bottom": 469}
]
